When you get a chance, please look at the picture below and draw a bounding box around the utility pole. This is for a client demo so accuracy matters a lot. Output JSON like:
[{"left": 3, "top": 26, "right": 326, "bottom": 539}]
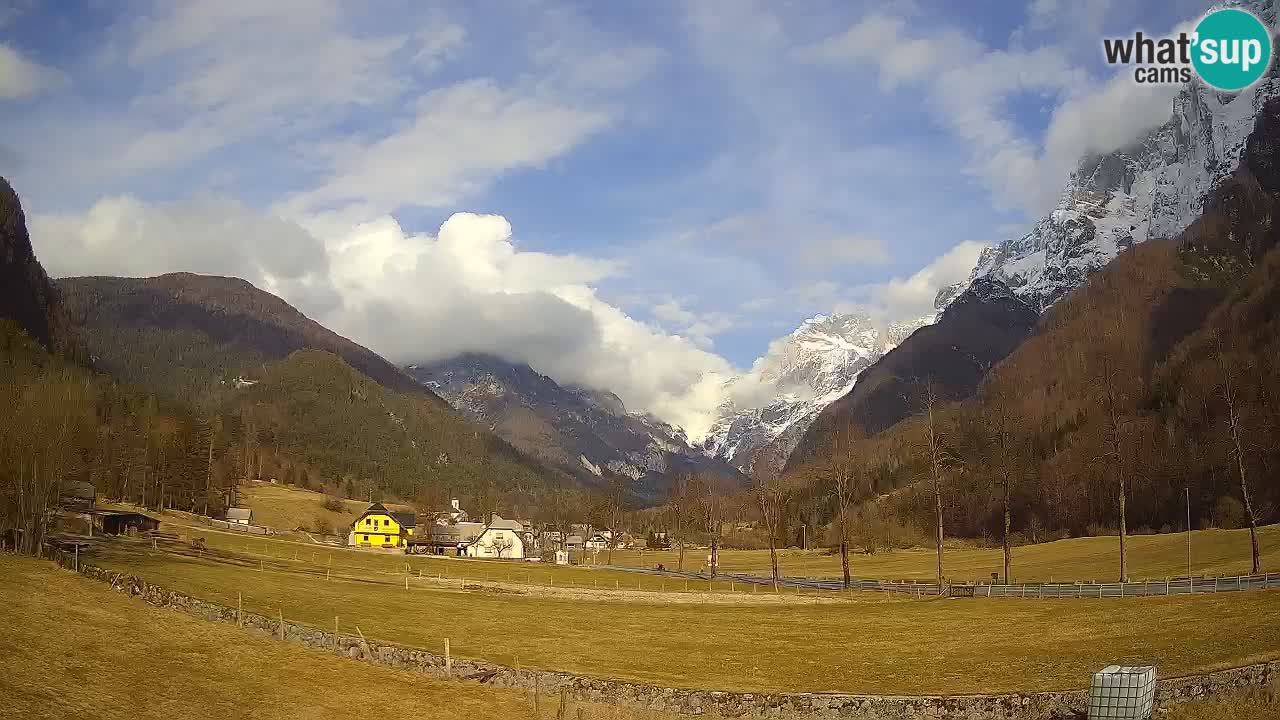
[
  {"left": 1185, "top": 486, "right": 1191, "bottom": 579},
  {"left": 802, "top": 523, "right": 807, "bottom": 551}
]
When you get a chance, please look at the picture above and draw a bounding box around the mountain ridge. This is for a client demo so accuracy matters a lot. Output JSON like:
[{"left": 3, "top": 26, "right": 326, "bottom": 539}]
[{"left": 407, "top": 353, "right": 746, "bottom": 502}]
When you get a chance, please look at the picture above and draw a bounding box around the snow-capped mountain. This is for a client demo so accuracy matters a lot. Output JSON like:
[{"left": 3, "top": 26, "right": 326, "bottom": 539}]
[
  {"left": 963, "top": 30, "right": 1280, "bottom": 311},
  {"left": 712, "top": 8, "right": 1280, "bottom": 475},
  {"left": 405, "top": 354, "right": 744, "bottom": 501},
  {"left": 702, "top": 310, "right": 934, "bottom": 474}
]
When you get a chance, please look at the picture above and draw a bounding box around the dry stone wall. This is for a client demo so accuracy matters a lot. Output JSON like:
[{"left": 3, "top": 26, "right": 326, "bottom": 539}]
[{"left": 75, "top": 563, "right": 1277, "bottom": 719}]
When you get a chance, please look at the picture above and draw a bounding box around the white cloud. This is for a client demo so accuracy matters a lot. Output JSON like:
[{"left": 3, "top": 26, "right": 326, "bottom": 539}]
[
  {"left": 0, "top": 43, "right": 58, "bottom": 99},
  {"left": 317, "top": 213, "right": 734, "bottom": 438},
  {"left": 865, "top": 240, "right": 988, "bottom": 319},
  {"left": 31, "top": 196, "right": 339, "bottom": 315},
  {"left": 797, "top": 233, "right": 890, "bottom": 269},
  {"left": 798, "top": 10, "right": 1194, "bottom": 217},
  {"left": 103, "top": 0, "right": 460, "bottom": 174},
  {"left": 32, "top": 200, "right": 737, "bottom": 441},
  {"left": 287, "top": 80, "right": 611, "bottom": 216},
  {"left": 653, "top": 299, "right": 736, "bottom": 348}
]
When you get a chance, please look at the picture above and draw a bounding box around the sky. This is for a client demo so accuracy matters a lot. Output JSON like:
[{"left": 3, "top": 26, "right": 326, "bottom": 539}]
[{"left": 0, "top": 0, "right": 1210, "bottom": 439}]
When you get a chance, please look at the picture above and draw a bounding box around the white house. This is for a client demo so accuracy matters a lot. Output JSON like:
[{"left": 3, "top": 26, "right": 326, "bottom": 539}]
[
  {"left": 464, "top": 515, "right": 525, "bottom": 559},
  {"left": 584, "top": 532, "right": 610, "bottom": 550}
]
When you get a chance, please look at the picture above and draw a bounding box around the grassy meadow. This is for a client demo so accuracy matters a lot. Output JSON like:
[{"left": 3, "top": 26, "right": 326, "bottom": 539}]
[
  {"left": 604, "top": 525, "right": 1280, "bottom": 583},
  {"left": 83, "top": 532, "right": 1280, "bottom": 696},
  {"left": 238, "top": 481, "right": 414, "bottom": 534},
  {"left": 0, "top": 553, "right": 676, "bottom": 720}
]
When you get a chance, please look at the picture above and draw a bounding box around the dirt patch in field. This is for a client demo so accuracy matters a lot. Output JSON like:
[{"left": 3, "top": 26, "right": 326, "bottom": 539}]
[{"left": 415, "top": 575, "right": 899, "bottom": 605}]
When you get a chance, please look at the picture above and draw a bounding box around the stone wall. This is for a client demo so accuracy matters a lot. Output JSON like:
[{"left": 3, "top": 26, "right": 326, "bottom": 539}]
[{"left": 75, "top": 563, "right": 1277, "bottom": 720}]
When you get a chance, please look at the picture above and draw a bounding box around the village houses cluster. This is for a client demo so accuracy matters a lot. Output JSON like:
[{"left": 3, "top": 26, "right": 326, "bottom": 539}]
[{"left": 344, "top": 498, "right": 634, "bottom": 563}]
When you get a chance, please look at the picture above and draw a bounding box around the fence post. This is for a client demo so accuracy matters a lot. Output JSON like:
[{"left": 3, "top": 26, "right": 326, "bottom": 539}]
[
  {"left": 335, "top": 616, "right": 339, "bottom": 652},
  {"left": 278, "top": 609, "right": 285, "bottom": 641},
  {"left": 445, "top": 638, "right": 452, "bottom": 677},
  {"left": 237, "top": 592, "right": 243, "bottom": 628}
]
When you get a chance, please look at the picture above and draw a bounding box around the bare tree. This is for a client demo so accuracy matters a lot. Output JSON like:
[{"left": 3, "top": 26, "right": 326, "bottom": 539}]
[
  {"left": 666, "top": 475, "right": 695, "bottom": 571},
  {"left": 489, "top": 533, "right": 513, "bottom": 559},
  {"left": 981, "top": 382, "right": 1029, "bottom": 584},
  {"left": 1214, "top": 333, "right": 1262, "bottom": 574},
  {"left": 827, "top": 420, "right": 865, "bottom": 590},
  {"left": 917, "top": 379, "right": 949, "bottom": 589},
  {"left": 604, "top": 475, "right": 626, "bottom": 566},
  {"left": 749, "top": 446, "right": 791, "bottom": 591},
  {"left": 696, "top": 473, "right": 726, "bottom": 578},
  {"left": 1091, "top": 320, "right": 1138, "bottom": 583}
]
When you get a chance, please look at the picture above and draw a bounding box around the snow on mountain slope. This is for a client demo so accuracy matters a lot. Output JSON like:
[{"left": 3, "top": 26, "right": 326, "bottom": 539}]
[
  {"left": 708, "top": 12, "right": 1280, "bottom": 474},
  {"left": 702, "top": 311, "right": 934, "bottom": 474},
  {"left": 406, "top": 353, "right": 743, "bottom": 501},
  {"left": 966, "top": 48, "right": 1280, "bottom": 311}
]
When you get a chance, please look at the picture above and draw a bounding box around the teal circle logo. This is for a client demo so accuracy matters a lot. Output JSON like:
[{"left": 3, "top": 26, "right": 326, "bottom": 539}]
[{"left": 1192, "top": 8, "right": 1272, "bottom": 91}]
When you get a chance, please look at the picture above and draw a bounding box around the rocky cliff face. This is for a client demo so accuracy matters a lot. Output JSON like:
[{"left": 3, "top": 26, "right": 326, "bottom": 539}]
[
  {"left": 786, "top": 277, "right": 1039, "bottom": 470},
  {"left": 701, "top": 311, "right": 934, "bottom": 475},
  {"left": 966, "top": 36, "right": 1280, "bottom": 311},
  {"left": 0, "top": 176, "right": 60, "bottom": 350}
]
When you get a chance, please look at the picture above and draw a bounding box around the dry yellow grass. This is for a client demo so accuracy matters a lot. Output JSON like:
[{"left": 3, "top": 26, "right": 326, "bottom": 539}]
[
  {"left": 1163, "top": 688, "right": 1280, "bottom": 719},
  {"left": 238, "top": 482, "right": 414, "bottom": 533},
  {"left": 606, "top": 525, "right": 1280, "bottom": 583},
  {"left": 0, "top": 553, "right": 678, "bottom": 720},
  {"left": 86, "top": 535, "right": 1280, "bottom": 696}
]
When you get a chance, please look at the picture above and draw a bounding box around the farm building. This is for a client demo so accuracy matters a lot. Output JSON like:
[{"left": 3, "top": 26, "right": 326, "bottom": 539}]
[
  {"left": 348, "top": 503, "right": 417, "bottom": 549},
  {"left": 59, "top": 481, "right": 96, "bottom": 511},
  {"left": 88, "top": 510, "right": 160, "bottom": 536},
  {"left": 225, "top": 507, "right": 252, "bottom": 525}
]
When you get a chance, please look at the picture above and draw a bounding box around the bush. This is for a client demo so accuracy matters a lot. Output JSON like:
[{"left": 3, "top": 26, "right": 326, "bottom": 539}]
[
  {"left": 1211, "top": 495, "right": 1247, "bottom": 529},
  {"left": 321, "top": 496, "right": 345, "bottom": 513},
  {"left": 312, "top": 516, "right": 333, "bottom": 535}
]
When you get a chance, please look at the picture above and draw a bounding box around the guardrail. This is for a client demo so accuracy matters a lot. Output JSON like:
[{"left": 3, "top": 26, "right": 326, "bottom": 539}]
[{"left": 602, "top": 565, "right": 1280, "bottom": 599}]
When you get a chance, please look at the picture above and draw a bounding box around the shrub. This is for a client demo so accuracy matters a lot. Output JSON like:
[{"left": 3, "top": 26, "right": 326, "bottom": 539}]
[
  {"left": 1211, "top": 496, "right": 1247, "bottom": 529},
  {"left": 321, "top": 496, "right": 345, "bottom": 513}
]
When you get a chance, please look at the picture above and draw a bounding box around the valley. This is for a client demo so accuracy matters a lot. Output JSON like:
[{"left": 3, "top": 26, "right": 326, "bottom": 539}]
[{"left": 5, "top": 2, "right": 1280, "bottom": 719}]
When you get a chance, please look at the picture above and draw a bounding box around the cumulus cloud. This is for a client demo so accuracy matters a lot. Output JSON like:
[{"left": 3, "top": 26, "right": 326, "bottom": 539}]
[
  {"left": 32, "top": 201, "right": 736, "bottom": 440},
  {"left": 31, "top": 196, "right": 339, "bottom": 314},
  {"left": 317, "top": 213, "right": 734, "bottom": 438},
  {"left": 861, "top": 240, "right": 989, "bottom": 319},
  {"left": 0, "top": 43, "right": 58, "bottom": 99}
]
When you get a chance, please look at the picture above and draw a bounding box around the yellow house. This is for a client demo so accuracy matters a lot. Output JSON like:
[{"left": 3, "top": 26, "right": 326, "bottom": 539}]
[{"left": 349, "top": 503, "right": 417, "bottom": 548}]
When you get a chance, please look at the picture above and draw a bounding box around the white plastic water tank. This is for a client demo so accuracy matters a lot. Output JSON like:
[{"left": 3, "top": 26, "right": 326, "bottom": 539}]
[{"left": 1087, "top": 665, "right": 1156, "bottom": 720}]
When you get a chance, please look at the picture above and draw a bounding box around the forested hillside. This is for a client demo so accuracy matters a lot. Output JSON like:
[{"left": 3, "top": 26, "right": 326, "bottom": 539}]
[
  {"left": 228, "top": 349, "right": 569, "bottom": 509},
  {"left": 786, "top": 278, "right": 1039, "bottom": 470},
  {"left": 0, "top": 177, "right": 63, "bottom": 352},
  {"left": 788, "top": 100, "right": 1280, "bottom": 560},
  {"left": 59, "top": 273, "right": 433, "bottom": 407},
  {"left": 0, "top": 176, "right": 582, "bottom": 554}
]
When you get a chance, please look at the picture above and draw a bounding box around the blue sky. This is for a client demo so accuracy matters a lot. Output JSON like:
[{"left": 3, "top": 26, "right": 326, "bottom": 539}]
[{"left": 0, "top": 0, "right": 1211, "bottom": 435}]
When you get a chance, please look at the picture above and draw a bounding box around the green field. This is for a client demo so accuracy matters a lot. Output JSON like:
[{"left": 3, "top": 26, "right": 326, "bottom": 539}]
[
  {"left": 0, "top": 553, "right": 671, "bottom": 720},
  {"left": 604, "top": 525, "right": 1280, "bottom": 583},
  {"left": 82, "top": 532, "right": 1280, "bottom": 696}
]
